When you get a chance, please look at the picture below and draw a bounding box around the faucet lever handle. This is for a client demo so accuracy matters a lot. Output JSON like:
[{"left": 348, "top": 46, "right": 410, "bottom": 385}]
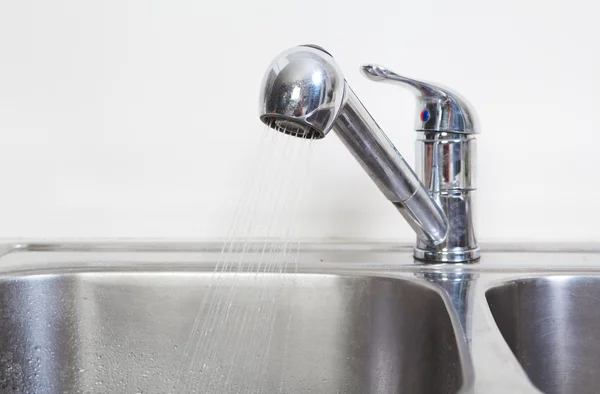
[{"left": 360, "top": 64, "right": 478, "bottom": 134}]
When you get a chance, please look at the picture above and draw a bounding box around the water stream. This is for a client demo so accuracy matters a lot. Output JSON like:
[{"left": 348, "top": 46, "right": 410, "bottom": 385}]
[{"left": 172, "top": 127, "right": 316, "bottom": 393}]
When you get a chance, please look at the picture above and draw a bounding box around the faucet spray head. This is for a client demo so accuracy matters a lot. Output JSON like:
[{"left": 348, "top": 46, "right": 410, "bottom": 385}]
[{"left": 258, "top": 45, "right": 346, "bottom": 139}]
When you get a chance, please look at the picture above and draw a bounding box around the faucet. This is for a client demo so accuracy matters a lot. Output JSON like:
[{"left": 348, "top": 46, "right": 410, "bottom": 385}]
[{"left": 258, "top": 45, "right": 479, "bottom": 263}]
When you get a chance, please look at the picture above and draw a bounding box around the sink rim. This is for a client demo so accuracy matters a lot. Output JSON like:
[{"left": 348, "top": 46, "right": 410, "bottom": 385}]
[
  {"left": 3, "top": 240, "right": 600, "bottom": 275},
  {"left": 484, "top": 273, "right": 600, "bottom": 293}
]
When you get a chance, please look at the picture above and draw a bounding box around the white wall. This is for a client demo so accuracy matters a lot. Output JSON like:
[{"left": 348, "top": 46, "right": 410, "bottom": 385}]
[{"left": 0, "top": 0, "right": 598, "bottom": 242}]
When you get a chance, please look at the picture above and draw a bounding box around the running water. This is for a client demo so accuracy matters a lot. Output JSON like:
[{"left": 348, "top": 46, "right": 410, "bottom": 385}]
[{"left": 171, "top": 127, "right": 316, "bottom": 393}]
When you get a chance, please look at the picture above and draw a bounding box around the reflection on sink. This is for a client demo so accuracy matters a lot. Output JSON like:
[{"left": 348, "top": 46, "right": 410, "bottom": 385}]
[
  {"left": 0, "top": 271, "right": 468, "bottom": 393},
  {"left": 486, "top": 276, "right": 600, "bottom": 394}
]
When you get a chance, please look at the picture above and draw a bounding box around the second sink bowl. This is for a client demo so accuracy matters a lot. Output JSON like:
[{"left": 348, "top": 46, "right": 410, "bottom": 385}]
[
  {"left": 0, "top": 269, "right": 469, "bottom": 393},
  {"left": 486, "top": 276, "right": 600, "bottom": 394}
]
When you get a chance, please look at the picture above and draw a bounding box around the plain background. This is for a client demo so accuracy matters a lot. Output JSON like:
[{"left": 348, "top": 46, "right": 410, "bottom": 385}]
[{"left": 0, "top": 0, "right": 598, "bottom": 242}]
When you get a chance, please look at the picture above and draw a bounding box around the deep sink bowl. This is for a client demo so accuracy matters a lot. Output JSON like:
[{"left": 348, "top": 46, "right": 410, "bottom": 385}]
[
  {"left": 486, "top": 276, "right": 600, "bottom": 394},
  {"left": 0, "top": 270, "right": 467, "bottom": 393}
]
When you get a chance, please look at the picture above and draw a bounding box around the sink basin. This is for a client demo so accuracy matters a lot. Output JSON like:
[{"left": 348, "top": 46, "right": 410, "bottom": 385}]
[
  {"left": 0, "top": 269, "right": 468, "bottom": 393},
  {"left": 486, "top": 276, "right": 600, "bottom": 394}
]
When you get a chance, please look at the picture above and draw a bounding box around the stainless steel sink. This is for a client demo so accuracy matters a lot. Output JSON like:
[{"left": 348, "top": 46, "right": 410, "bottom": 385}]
[
  {"left": 0, "top": 254, "right": 468, "bottom": 393},
  {"left": 2, "top": 242, "right": 600, "bottom": 394},
  {"left": 486, "top": 276, "right": 600, "bottom": 394}
]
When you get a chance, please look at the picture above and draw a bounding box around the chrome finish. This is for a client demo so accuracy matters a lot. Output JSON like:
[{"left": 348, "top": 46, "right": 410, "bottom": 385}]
[
  {"left": 414, "top": 190, "right": 478, "bottom": 263},
  {"left": 413, "top": 131, "right": 478, "bottom": 262},
  {"left": 335, "top": 87, "right": 448, "bottom": 245},
  {"left": 362, "top": 65, "right": 480, "bottom": 262},
  {"left": 361, "top": 64, "right": 478, "bottom": 134},
  {"left": 259, "top": 45, "right": 479, "bottom": 262},
  {"left": 258, "top": 45, "right": 345, "bottom": 139},
  {"left": 416, "top": 133, "right": 476, "bottom": 191},
  {"left": 487, "top": 276, "right": 600, "bottom": 394}
]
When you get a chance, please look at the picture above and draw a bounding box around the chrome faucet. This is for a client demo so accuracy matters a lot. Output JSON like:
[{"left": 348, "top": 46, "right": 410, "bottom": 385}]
[{"left": 258, "top": 45, "right": 479, "bottom": 263}]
